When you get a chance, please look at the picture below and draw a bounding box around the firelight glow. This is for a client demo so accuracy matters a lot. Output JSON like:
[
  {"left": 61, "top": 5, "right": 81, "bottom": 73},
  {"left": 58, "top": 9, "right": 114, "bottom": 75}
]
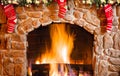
[
  {"left": 35, "top": 60, "right": 40, "bottom": 64},
  {"left": 28, "top": 66, "right": 32, "bottom": 76},
  {"left": 35, "top": 23, "right": 74, "bottom": 76}
]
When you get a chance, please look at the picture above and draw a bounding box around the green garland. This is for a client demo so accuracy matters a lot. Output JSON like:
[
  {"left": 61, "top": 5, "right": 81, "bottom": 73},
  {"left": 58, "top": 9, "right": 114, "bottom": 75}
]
[
  {"left": 0, "top": 0, "right": 53, "bottom": 6},
  {"left": 0, "top": 0, "right": 120, "bottom": 6}
]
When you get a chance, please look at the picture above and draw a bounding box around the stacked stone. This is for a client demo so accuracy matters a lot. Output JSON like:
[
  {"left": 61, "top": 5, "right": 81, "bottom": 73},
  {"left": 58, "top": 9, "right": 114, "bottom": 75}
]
[
  {"left": 0, "top": 1, "right": 120, "bottom": 76},
  {"left": 93, "top": 32, "right": 120, "bottom": 76},
  {"left": 93, "top": 6, "right": 120, "bottom": 76},
  {"left": 0, "top": 34, "right": 27, "bottom": 76},
  {"left": 15, "top": 2, "right": 100, "bottom": 35}
]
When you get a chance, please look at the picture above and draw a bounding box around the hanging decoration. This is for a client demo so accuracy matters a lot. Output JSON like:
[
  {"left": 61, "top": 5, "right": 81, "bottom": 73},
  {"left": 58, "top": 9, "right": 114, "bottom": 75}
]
[
  {"left": 104, "top": 4, "right": 113, "bottom": 33},
  {"left": 56, "top": 0, "right": 67, "bottom": 18},
  {"left": 4, "top": 4, "right": 17, "bottom": 33}
]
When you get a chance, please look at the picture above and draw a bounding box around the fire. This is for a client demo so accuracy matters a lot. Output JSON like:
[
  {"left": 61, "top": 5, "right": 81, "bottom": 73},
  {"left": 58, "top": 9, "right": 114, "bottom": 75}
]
[
  {"left": 28, "top": 66, "right": 32, "bottom": 76},
  {"left": 36, "top": 23, "right": 74, "bottom": 76},
  {"left": 35, "top": 60, "right": 40, "bottom": 64}
]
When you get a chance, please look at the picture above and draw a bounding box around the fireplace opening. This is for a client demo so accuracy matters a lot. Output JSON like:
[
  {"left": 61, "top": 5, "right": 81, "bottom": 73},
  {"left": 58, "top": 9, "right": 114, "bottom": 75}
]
[{"left": 27, "top": 23, "right": 94, "bottom": 76}]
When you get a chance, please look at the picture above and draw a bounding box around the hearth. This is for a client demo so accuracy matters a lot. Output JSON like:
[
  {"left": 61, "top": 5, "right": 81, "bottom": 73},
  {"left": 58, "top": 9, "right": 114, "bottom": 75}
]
[{"left": 27, "top": 23, "right": 94, "bottom": 76}]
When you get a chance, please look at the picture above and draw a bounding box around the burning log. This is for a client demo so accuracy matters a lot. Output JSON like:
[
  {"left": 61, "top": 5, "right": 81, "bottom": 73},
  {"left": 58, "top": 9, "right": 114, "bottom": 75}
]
[{"left": 32, "top": 64, "right": 93, "bottom": 76}]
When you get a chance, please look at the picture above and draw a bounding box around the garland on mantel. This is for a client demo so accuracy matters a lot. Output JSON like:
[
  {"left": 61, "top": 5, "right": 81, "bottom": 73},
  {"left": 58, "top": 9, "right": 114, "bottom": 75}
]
[
  {"left": 0, "top": 0, "right": 120, "bottom": 6},
  {"left": 0, "top": 0, "right": 119, "bottom": 33}
]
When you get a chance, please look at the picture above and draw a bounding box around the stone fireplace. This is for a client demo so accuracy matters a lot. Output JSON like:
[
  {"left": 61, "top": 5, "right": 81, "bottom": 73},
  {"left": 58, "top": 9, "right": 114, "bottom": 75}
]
[{"left": 0, "top": 0, "right": 120, "bottom": 76}]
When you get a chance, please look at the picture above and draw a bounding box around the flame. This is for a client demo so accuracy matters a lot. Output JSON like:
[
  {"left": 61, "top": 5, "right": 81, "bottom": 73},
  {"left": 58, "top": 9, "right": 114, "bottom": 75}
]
[
  {"left": 49, "top": 23, "right": 74, "bottom": 63},
  {"left": 35, "top": 60, "right": 40, "bottom": 64},
  {"left": 36, "top": 23, "right": 74, "bottom": 76},
  {"left": 28, "top": 66, "right": 32, "bottom": 76}
]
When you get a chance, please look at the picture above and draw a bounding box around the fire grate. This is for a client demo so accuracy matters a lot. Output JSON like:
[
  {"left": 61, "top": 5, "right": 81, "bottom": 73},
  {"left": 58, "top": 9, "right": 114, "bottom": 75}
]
[{"left": 32, "top": 64, "right": 93, "bottom": 76}]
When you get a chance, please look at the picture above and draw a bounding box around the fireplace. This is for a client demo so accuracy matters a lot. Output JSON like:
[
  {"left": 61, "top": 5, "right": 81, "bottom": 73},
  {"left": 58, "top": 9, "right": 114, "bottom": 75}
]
[
  {"left": 0, "top": 0, "right": 120, "bottom": 76},
  {"left": 27, "top": 23, "right": 94, "bottom": 76}
]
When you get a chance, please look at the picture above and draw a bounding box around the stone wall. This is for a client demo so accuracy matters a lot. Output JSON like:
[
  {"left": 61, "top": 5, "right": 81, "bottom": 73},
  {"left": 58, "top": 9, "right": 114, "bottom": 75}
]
[{"left": 0, "top": 1, "right": 120, "bottom": 76}]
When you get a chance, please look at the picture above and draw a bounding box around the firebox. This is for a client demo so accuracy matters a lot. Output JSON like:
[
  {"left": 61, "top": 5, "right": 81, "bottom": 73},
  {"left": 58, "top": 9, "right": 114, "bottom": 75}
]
[{"left": 27, "top": 23, "right": 94, "bottom": 76}]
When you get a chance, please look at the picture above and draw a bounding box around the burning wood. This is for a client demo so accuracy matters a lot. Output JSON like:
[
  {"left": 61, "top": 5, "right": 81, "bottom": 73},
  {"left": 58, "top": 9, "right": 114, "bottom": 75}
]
[
  {"left": 29, "top": 23, "right": 93, "bottom": 76},
  {"left": 31, "top": 64, "right": 93, "bottom": 76}
]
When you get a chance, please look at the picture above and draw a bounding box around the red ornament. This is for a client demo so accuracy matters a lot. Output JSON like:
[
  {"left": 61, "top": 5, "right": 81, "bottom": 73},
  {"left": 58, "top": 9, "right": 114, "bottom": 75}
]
[
  {"left": 4, "top": 4, "right": 17, "bottom": 33},
  {"left": 104, "top": 4, "right": 113, "bottom": 33}
]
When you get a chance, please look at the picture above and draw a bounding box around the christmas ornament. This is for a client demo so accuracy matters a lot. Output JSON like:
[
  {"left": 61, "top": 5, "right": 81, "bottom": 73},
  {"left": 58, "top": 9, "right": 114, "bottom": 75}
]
[
  {"left": 104, "top": 4, "right": 113, "bottom": 32},
  {"left": 4, "top": 4, "right": 17, "bottom": 33},
  {"left": 56, "top": 0, "right": 67, "bottom": 18}
]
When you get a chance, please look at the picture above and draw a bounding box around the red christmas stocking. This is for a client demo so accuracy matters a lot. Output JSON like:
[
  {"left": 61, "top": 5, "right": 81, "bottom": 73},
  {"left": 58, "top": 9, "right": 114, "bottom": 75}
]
[
  {"left": 57, "top": 0, "right": 67, "bottom": 18},
  {"left": 104, "top": 4, "right": 113, "bottom": 33},
  {"left": 4, "top": 4, "right": 17, "bottom": 33}
]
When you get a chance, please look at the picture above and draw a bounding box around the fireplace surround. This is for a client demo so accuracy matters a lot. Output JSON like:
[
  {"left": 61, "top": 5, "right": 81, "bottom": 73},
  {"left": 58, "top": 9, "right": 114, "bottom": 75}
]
[{"left": 0, "top": 0, "right": 120, "bottom": 76}]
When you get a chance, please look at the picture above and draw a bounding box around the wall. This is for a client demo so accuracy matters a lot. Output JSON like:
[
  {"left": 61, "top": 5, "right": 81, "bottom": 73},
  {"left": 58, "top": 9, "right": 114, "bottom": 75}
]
[{"left": 0, "top": 0, "right": 120, "bottom": 76}]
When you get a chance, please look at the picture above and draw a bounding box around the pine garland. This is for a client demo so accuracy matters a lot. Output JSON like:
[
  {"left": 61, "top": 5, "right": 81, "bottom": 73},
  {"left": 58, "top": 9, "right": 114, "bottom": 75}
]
[
  {"left": 0, "top": 0, "right": 120, "bottom": 6},
  {"left": 0, "top": 0, "right": 53, "bottom": 6}
]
